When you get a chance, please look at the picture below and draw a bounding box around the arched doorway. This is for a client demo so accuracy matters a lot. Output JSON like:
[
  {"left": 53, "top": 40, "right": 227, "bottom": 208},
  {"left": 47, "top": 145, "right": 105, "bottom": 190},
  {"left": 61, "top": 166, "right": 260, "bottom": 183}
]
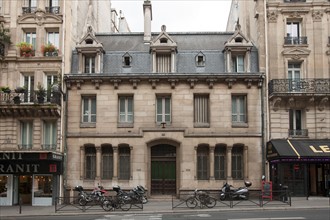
[{"left": 151, "top": 144, "right": 176, "bottom": 195}]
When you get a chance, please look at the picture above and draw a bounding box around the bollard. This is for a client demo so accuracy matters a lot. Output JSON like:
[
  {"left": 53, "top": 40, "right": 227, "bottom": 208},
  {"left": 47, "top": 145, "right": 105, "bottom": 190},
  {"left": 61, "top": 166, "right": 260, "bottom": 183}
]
[{"left": 19, "top": 196, "right": 22, "bottom": 214}]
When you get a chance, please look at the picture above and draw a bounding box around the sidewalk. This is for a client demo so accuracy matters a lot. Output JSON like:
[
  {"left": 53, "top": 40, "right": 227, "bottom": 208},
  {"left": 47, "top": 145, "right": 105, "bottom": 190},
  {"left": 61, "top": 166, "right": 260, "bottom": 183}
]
[{"left": 0, "top": 197, "right": 329, "bottom": 218}]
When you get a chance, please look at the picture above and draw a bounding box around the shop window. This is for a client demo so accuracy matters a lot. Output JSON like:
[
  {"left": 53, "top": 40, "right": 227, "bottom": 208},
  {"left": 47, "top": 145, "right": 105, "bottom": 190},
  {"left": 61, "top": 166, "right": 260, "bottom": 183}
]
[
  {"left": 194, "top": 94, "right": 209, "bottom": 127},
  {"left": 81, "top": 96, "right": 96, "bottom": 124},
  {"left": 85, "top": 146, "right": 96, "bottom": 179},
  {"left": 118, "top": 95, "right": 133, "bottom": 126},
  {"left": 102, "top": 145, "right": 113, "bottom": 179},
  {"left": 197, "top": 145, "right": 209, "bottom": 180},
  {"left": 214, "top": 145, "right": 226, "bottom": 180},
  {"left": 156, "top": 95, "right": 171, "bottom": 125},
  {"left": 0, "top": 175, "right": 8, "bottom": 198},
  {"left": 119, "top": 146, "right": 130, "bottom": 180},
  {"left": 33, "top": 175, "right": 52, "bottom": 197},
  {"left": 232, "top": 95, "right": 247, "bottom": 125},
  {"left": 232, "top": 146, "right": 243, "bottom": 180}
]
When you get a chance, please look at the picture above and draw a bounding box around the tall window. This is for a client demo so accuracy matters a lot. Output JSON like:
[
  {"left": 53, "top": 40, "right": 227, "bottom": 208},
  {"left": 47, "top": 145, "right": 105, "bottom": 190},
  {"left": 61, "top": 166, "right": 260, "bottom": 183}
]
[
  {"left": 286, "top": 21, "right": 300, "bottom": 38},
  {"left": 156, "top": 95, "right": 171, "bottom": 124},
  {"left": 23, "top": 75, "right": 34, "bottom": 103},
  {"left": 232, "top": 95, "right": 247, "bottom": 124},
  {"left": 47, "top": 31, "right": 59, "bottom": 48},
  {"left": 84, "top": 55, "right": 95, "bottom": 73},
  {"left": 43, "top": 121, "right": 57, "bottom": 150},
  {"left": 24, "top": 31, "right": 36, "bottom": 49},
  {"left": 28, "top": 0, "right": 37, "bottom": 7},
  {"left": 194, "top": 94, "right": 209, "bottom": 127},
  {"left": 232, "top": 146, "right": 243, "bottom": 180},
  {"left": 82, "top": 96, "right": 96, "bottom": 123},
  {"left": 20, "top": 121, "right": 33, "bottom": 150},
  {"left": 156, "top": 53, "right": 171, "bottom": 73},
  {"left": 232, "top": 55, "right": 244, "bottom": 72},
  {"left": 119, "top": 96, "right": 133, "bottom": 124},
  {"left": 119, "top": 146, "right": 130, "bottom": 180},
  {"left": 85, "top": 146, "right": 96, "bottom": 179},
  {"left": 46, "top": 74, "right": 58, "bottom": 102},
  {"left": 102, "top": 146, "right": 113, "bottom": 179},
  {"left": 289, "top": 109, "right": 303, "bottom": 136},
  {"left": 214, "top": 145, "right": 226, "bottom": 180},
  {"left": 288, "top": 63, "right": 301, "bottom": 91},
  {"left": 197, "top": 146, "right": 209, "bottom": 180}
]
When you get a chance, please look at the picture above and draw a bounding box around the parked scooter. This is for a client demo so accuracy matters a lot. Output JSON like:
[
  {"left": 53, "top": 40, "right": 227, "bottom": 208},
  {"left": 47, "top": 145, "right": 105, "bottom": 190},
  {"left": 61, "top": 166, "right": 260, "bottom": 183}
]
[
  {"left": 219, "top": 181, "right": 252, "bottom": 200},
  {"left": 132, "top": 185, "right": 148, "bottom": 204},
  {"left": 75, "top": 185, "right": 108, "bottom": 206}
]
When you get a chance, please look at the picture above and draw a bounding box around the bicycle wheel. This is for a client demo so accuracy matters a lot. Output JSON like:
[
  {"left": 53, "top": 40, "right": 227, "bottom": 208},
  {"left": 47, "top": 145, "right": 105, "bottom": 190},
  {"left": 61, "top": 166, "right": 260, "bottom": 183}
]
[
  {"left": 186, "top": 197, "right": 198, "bottom": 209},
  {"left": 102, "top": 199, "right": 113, "bottom": 211},
  {"left": 204, "top": 197, "right": 216, "bottom": 208},
  {"left": 120, "top": 201, "right": 132, "bottom": 211},
  {"left": 78, "top": 198, "right": 87, "bottom": 206}
]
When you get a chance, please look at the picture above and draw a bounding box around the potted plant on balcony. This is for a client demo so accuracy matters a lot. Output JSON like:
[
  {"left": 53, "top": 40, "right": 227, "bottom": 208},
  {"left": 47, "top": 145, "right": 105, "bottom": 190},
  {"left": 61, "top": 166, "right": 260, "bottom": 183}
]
[
  {"left": 41, "top": 43, "right": 58, "bottom": 56},
  {"left": 16, "top": 42, "right": 35, "bottom": 57},
  {"left": 14, "top": 86, "right": 26, "bottom": 93},
  {"left": 35, "top": 84, "right": 46, "bottom": 103},
  {"left": 0, "top": 86, "right": 11, "bottom": 93}
]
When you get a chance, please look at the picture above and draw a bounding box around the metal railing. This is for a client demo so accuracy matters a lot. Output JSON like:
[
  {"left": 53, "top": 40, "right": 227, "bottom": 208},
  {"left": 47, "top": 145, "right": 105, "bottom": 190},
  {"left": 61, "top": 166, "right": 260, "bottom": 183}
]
[
  {"left": 284, "top": 37, "right": 308, "bottom": 45},
  {"left": 284, "top": 0, "right": 306, "bottom": 2},
  {"left": 22, "top": 7, "right": 37, "bottom": 14},
  {"left": 288, "top": 129, "right": 308, "bottom": 137},
  {"left": 0, "top": 91, "right": 61, "bottom": 105},
  {"left": 268, "top": 78, "right": 330, "bottom": 96},
  {"left": 45, "top": 6, "right": 60, "bottom": 14}
]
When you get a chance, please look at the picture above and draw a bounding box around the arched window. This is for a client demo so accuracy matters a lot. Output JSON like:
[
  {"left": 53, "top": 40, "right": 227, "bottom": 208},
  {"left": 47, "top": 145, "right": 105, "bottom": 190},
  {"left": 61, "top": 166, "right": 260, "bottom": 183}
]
[
  {"left": 85, "top": 146, "right": 96, "bottom": 179},
  {"left": 102, "top": 145, "right": 113, "bottom": 179},
  {"left": 197, "top": 145, "right": 209, "bottom": 180},
  {"left": 214, "top": 145, "right": 226, "bottom": 180}
]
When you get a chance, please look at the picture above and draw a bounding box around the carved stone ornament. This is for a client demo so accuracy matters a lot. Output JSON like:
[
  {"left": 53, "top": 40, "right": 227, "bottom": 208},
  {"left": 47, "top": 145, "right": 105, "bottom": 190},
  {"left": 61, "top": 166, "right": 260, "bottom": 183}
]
[
  {"left": 111, "top": 79, "right": 121, "bottom": 89},
  {"left": 267, "top": 11, "right": 278, "bottom": 23},
  {"left": 206, "top": 79, "right": 216, "bottom": 89},
  {"left": 305, "top": 97, "right": 315, "bottom": 112},
  {"left": 187, "top": 79, "right": 198, "bottom": 89},
  {"left": 149, "top": 79, "right": 159, "bottom": 89},
  {"left": 312, "top": 10, "right": 323, "bottom": 22},
  {"left": 318, "top": 97, "right": 329, "bottom": 111},
  {"left": 92, "top": 79, "right": 102, "bottom": 89},
  {"left": 168, "top": 79, "right": 178, "bottom": 89},
  {"left": 271, "top": 97, "right": 282, "bottom": 112},
  {"left": 130, "top": 79, "right": 140, "bottom": 89}
]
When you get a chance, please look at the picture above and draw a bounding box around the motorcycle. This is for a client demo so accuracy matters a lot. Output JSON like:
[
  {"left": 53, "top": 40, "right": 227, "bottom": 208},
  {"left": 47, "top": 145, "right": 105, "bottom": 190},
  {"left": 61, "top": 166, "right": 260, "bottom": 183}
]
[
  {"left": 75, "top": 185, "right": 107, "bottom": 206},
  {"left": 219, "top": 181, "right": 252, "bottom": 200},
  {"left": 132, "top": 185, "right": 148, "bottom": 204}
]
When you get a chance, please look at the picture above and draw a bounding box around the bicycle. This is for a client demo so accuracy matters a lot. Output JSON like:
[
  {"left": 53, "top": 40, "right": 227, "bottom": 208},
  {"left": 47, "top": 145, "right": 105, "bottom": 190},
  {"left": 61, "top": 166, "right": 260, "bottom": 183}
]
[
  {"left": 102, "top": 195, "right": 132, "bottom": 211},
  {"left": 185, "top": 189, "right": 217, "bottom": 209}
]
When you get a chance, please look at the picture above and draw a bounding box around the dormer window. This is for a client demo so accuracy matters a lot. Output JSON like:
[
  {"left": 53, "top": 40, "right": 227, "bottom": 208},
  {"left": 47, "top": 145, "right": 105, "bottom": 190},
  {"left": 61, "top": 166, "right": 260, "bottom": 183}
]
[
  {"left": 196, "top": 52, "right": 205, "bottom": 67},
  {"left": 85, "top": 39, "right": 93, "bottom": 44},
  {"left": 235, "top": 37, "right": 243, "bottom": 43},
  {"left": 84, "top": 54, "right": 95, "bottom": 73},
  {"left": 160, "top": 38, "right": 168, "bottom": 44},
  {"left": 122, "top": 53, "right": 132, "bottom": 67},
  {"left": 232, "top": 54, "right": 244, "bottom": 72}
]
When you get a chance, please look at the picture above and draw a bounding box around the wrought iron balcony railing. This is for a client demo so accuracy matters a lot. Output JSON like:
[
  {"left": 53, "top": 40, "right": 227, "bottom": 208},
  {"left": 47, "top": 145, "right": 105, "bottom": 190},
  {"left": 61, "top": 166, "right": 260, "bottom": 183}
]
[
  {"left": 22, "top": 7, "right": 37, "bottom": 14},
  {"left": 284, "top": 37, "right": 308, "bottom": 45},
  {"left": 18, "top": 144, "right": 33, "bottom": 150},
  {"left": 268, "top": 78, "right": 330, "bottom": 96},
  {"left": 284, "top": 0, "right": 306, "bottom": 2},
  {"left": 288, "top": 129, "right": 308, "bottom": 137},
  {"left": 0, "top": 91, "right": 61, "bottom": 105},
  {"left": 45, "top": 6, "right": 60, "bottom": 14},
  {"left": 42, "top": 144, "right": 57, "bottom": 151}
]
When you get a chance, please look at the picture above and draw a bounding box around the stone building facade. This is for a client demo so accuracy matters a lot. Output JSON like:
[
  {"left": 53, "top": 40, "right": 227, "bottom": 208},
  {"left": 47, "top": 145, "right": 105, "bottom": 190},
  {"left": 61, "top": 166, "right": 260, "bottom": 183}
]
[
  {"left": 64, "top": 1, "right": 265, "bottom": 196},
  {"left": 0, "top": 0, "right": 122, "bottom": 206},
  {"left": 227, "top": 0, "right": 330, "bottom": 196}
]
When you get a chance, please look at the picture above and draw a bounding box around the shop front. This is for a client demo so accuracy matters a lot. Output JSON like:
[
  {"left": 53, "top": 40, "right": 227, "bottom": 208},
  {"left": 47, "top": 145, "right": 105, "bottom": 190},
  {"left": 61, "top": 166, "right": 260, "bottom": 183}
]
[
  {"left": 267, "top": 139, "right": 330, "bottom": 197},
  {"left": 0, "top": 152, "right": 63, "bottom": 206}
]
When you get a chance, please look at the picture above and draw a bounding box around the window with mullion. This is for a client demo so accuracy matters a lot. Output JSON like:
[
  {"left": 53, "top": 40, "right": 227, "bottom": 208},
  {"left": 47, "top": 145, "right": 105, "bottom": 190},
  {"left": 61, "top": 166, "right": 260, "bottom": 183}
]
[
  {"left": 102, "top": 146, "right": 113, "bottom": 179},
  {"left": 84, "top": 55, "right": 96, "bottom": 73},
  {"left": 46, "top": 74, "right": 58, "bottom": 102},
  {"left": 25, "top": 31, "right": 36, "bottom": 50},
  {"left": 47, "top": 31, "right": 59, "bottom": 48},
  {"left": 85, "top": 146, "right": 96, "bottom": 179},
  {"left": 119, "top": 147, "right": 130, "bottom": 180},
  {"left": 232, "top": 95, "right": 247, "bottom": 123},
  {"left": 23, "top": 75, "right": 34, "bottom": 103},
  {"left": 82, "top": 96, "right": 96, "bottom": 123},
  {"left": 197, "top": 146, "right": 209, "bottom": 180},
  {"left": 21, "top": 121, "right": 33, "bottom": 150},
  {"left": 232, "top": 55, "right": 244, "bottom": 72},
  {"left": 232, "top": 146, "right": 243, "bottom": 180},
  {"left": 43, "top": 121, "right": 57, "bottom": 150},
  {"left": 194, "top": 94, "right": 209, "bottom": 127},
  {"left": 156, "top": 96, "right": 171, "bottom": 124},
  {"left": 119, "top": 96, "right": 133, "bottom": 124},
  {"left": 214, "top": 146, "right": 226, "bottom": 180}
]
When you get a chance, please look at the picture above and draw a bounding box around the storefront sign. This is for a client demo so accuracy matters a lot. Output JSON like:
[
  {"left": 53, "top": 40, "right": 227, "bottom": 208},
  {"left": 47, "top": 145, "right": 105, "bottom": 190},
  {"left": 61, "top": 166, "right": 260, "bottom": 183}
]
[
  {"left": 310, "top": 145, "right": 330, "bottom": 153},
  {"left": 0, "top": 163, "right": 40, "bottom": 173}
]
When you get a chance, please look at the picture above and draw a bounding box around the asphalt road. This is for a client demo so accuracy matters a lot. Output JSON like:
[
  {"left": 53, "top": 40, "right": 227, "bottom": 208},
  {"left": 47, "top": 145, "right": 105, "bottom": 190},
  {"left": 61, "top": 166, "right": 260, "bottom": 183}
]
[{"left": 4, "top": 209, "right": 330, "bottom": 220}]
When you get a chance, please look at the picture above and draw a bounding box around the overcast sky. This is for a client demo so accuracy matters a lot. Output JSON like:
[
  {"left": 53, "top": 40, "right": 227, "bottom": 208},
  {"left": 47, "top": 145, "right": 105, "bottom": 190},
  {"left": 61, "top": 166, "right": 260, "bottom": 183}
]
[{"left": 111, "top": 0, "right": 232, "bottom": 32}]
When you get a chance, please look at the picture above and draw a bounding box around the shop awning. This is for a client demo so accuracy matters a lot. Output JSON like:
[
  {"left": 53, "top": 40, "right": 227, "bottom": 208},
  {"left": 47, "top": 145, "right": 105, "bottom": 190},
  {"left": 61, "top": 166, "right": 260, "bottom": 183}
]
[{"left": 267, "top": 139, "right": 330, "bottom": 162}]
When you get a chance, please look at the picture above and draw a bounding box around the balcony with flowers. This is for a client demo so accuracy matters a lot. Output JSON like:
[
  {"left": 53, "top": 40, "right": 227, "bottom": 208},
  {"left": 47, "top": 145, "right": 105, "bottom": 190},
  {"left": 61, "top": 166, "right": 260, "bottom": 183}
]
[
  {"left": 41, "top": 43, "right": 59, "bottom": 57},
  {"left": 16, "top": 42, "right": 35, "bottom": 57}
]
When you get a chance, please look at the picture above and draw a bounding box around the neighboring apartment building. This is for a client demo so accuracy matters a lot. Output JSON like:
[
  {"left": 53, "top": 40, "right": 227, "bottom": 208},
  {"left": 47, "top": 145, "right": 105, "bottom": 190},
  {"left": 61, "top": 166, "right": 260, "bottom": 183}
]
[
  {"left": 0, "top": 0, "right": 125, "bottom": 206},
  {"left": 64, "top": 1, "right": 264, "bottom": 197},
  {"left": 227, "top": 0, "right": 330, "bottom": 196}
]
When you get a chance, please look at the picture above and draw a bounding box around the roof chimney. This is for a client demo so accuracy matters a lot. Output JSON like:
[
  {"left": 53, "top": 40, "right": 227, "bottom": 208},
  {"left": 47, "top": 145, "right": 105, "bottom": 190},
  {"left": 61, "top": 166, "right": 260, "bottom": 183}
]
[{"left": 143, "top": 0, "right": 152, "bottom": 43}]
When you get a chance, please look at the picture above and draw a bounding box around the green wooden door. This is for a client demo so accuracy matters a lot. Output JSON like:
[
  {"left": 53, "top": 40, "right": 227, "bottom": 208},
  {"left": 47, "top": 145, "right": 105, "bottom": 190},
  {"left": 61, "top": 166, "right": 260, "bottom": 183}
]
[{"left": 151, "top": 145, "right": 176, "bottom": 195}]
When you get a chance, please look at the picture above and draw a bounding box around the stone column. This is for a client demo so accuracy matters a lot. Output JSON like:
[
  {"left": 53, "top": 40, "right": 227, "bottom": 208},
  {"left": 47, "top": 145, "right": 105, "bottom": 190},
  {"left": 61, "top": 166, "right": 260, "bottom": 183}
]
[
  {"left": 209, "top": 146, "right": 215, "bottom": 180},
  {"left": 80, "top": 146, "right": 85, "bottom": 179},
  {"left": 113, "top": 146, "right": 118, "bottom": 180},
  {"left": 227, "top": 146, "right": 233, "bottom": 180},
  {"left": 96, "top": 146, "right": 101, "bottom": 180}
]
